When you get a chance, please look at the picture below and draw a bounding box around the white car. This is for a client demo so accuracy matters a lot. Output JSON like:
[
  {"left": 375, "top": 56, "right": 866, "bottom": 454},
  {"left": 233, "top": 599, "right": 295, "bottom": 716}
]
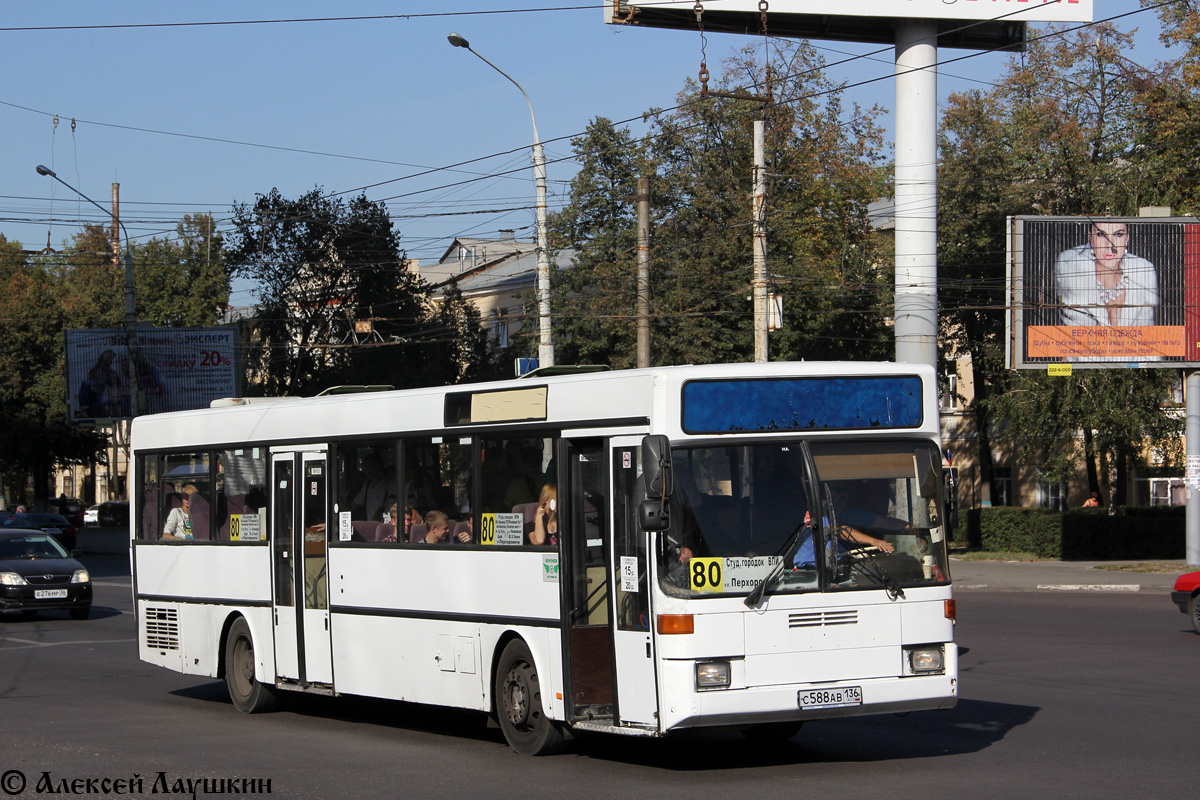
[{"left": 83, "top": 505, "right": 100, "bottom": 527}]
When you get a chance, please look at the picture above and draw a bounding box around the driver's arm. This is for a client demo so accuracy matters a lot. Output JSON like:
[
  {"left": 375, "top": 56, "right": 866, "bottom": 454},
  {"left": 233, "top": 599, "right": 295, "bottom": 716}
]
[{"left": 837, "top": 525, "right": 894, "bottom": 553}]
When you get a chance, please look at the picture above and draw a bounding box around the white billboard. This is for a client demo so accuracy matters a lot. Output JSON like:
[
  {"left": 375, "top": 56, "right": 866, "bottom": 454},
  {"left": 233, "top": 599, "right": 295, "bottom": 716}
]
[
  {"left": 608, "top": 0, "right": 1091, "bottom": 23},
  {"left": 65, "top": 326, "right": 240, "bottom": 422},
  {"left": 606, "top": 0, "right": 1092, "bottom": 48}
]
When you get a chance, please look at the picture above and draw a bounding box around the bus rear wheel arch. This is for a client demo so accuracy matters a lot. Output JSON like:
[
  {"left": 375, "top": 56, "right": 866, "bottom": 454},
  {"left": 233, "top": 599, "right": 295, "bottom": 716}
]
[
  {"left": 494, "top": 638, "right": 564, "bottom": 755},
  {"left": 224, "top": 616, "right": 280, "bottom": 714}
]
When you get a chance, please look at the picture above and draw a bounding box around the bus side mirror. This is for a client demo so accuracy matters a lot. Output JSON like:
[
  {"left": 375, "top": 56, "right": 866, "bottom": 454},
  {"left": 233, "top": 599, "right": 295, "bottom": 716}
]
[
  {"left": 641, "top": 434, "right": 673, "bottom": 500},
  {"left": 639, "top": 499, "right": 671, "bottom": 531}
]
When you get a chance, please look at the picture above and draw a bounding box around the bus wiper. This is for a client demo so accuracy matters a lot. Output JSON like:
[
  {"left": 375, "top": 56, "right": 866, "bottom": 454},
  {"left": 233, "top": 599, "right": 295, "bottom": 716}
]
[
  {"left": 851, "top": 552, "right": 905, "bottom": 600},
  {"left": 745, "top": 520, "right": 810, "bottom": 608}
]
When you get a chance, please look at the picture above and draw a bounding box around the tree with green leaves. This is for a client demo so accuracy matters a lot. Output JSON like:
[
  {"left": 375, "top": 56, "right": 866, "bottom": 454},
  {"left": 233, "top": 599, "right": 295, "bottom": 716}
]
[
  {"left": 227, "top": 187, "right": 500, "bottom": 395},
  {"left": 135, "top": 214, "right": 229, "bottom": 327},
  {"left": 0, "top": 235, "right": 107, "bottom": 506},
  {"left": 548, "top": 117, "right": 657, "bottom": 368},
  {"left": 547, "top": 42, "right": 892, "bottom": 368},
  {"left": 938, "top": 20, "right": 1183, "bottom": 504}
]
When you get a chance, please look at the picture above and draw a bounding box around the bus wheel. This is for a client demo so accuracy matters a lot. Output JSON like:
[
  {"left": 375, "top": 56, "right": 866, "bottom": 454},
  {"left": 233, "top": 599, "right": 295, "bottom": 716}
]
[
  {"left": 739, "top": 721, "right": 804, "bottom": 742},
  {"left": 225, "top": 617, "right": 280, "bottom": 714},
  {"left": 495, "top": 639, "right": 564, "bottom": 755}
]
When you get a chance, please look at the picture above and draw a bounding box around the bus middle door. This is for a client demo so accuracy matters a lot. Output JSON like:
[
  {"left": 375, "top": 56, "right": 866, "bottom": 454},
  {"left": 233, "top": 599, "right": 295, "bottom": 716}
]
[{"left": 270, "top": 449, "right": 333, "bottom": 688}]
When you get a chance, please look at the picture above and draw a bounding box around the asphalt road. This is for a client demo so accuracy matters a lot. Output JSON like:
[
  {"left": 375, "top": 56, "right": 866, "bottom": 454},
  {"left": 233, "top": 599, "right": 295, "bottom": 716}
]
[{"left": 0, "top": 554, "right": 1194, "bottom": 799}]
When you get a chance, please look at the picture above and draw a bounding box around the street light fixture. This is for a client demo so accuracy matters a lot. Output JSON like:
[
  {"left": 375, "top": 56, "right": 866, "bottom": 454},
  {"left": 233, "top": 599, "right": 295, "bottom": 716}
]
[
  {"left": 37, "top": 164, "right": 142, "bottom": 418},
  {"left": 447, "top": 32, "right": 554, "bottom": 368}
]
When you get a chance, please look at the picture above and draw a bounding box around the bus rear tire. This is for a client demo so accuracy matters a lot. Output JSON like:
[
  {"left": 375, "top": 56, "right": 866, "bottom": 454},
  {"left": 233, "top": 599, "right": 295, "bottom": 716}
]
[
  {"left": 739, "top": 721, "right": 804, "bottom": 742},
  {"left": 225, "top": 617, "right": 280, "bottom": 714},
  {"left": 495, "top": 639, "right": 564, "bottom": 755}
]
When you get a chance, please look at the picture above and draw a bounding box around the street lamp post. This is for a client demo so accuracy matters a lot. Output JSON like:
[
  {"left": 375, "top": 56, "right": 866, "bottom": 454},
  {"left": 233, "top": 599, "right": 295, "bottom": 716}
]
[
  {"left": 447, "top": 33, "right": 554, "bottom": 368},
  {"left": 36, "top": 165, "right": 142, "bottom": 418}
]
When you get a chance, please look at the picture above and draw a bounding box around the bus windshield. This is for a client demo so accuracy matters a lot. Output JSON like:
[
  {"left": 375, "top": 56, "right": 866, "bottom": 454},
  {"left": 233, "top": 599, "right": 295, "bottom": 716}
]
[{"left": 659, "top": 440, "right": 951, "bottom": 597}]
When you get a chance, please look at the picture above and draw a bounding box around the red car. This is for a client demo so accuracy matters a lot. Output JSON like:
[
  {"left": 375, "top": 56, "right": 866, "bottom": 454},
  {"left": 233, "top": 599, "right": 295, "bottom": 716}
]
[{"left": 1171, "top": 571, "right": 1200, "bottom": 634}]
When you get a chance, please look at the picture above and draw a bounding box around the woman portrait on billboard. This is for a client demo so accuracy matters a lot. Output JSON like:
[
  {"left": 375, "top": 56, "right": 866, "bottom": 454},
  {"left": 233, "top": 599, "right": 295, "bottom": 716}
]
[{"left": 1054, "top": 220, "right": 1158, "bottom": 327}]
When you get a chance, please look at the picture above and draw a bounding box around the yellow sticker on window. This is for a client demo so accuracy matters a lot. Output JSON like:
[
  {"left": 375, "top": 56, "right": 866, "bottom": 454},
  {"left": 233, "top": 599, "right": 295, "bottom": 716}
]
[{"left": 689, "top": 557, "right": 724, "bottom": 592}]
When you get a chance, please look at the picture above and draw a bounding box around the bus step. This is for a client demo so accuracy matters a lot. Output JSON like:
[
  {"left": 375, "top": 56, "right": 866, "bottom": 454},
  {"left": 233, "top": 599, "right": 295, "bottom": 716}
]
[{"left": 569, "top": 720, "right": 659, "bottom": 738}]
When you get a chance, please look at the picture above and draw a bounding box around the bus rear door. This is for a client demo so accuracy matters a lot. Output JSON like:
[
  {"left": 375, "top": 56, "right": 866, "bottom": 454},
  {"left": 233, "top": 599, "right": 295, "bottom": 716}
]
[{"left": 270, "top": 449, "right": 333, "bottom": 688}]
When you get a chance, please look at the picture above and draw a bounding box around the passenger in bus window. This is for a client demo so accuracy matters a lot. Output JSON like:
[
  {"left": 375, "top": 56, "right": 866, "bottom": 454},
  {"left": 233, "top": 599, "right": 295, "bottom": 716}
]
[
  {"left": 525, "top": 484, "right": 558, "bottom": 546},
  {"left": 419, "top": 510, "right": 450, "bottom": 543},
  {"left": 162, "top": 485, "right": 197, "bottom": 540},
  {"left": 352, "top": 453, "right": 393, "bottom": 521}
]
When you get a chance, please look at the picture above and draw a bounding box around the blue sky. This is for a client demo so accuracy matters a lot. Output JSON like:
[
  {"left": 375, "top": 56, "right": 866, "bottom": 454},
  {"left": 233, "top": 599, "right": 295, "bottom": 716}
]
[{"left": 0, "top": 2, "right": 1175, "bottom": 306}]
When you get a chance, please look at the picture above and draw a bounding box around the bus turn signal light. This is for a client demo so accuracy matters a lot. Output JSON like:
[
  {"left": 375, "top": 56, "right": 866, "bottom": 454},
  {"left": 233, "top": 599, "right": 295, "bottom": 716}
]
[
  {"left": 657, "top": 614, "right": 694, "bottom": 635},
  {"left": 945, "top": 599, "right": 956, "bottom": 620}
]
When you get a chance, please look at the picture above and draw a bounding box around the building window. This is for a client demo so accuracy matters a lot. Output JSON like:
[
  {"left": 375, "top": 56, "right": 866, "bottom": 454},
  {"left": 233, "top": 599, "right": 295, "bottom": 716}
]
[
  {"left": 492, "top": 310, "right": 509, "bottom": 349},
  {"left": 1036, "top": 475, "right": 1066, "bottom": 512},
  {"left": 942, "top": 371, "right": 959, "bottom": 411},
  {"left": 991, "top": 467, "right": 1012, "bottom": 507}
]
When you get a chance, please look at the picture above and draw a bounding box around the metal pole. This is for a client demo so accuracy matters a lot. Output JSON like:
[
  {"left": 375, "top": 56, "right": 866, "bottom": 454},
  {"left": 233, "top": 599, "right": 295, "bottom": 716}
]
[
  {"left": 893, "top": 22, "right": 939, "bottom": 368},
  {"left": 1187, "top": 371, "right": 1200, "bottom": 567},
  {"left": 636, "top": 176, "right": 651, "bottom": 369},
  {"left": 533, "top": 141, "right": 554, "bottom": 368},
  {"left": 447, "top": 35, "right": 554, "bottom": 367},
  {"left": 752, "top": 120, "right": 768, "bottom": 363},
  {"left": 37, "top": 167, "right": 142, "bottom": 421}
]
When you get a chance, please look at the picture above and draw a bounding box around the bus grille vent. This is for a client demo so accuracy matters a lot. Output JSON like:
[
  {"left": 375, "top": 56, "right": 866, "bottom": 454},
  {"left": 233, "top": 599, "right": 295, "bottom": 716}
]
[
  {"left": 144, "top": 606, "right": 180, "bottom": 650},
  {"left": 789, "top": 610, "right": 858, "bottom": 628}
]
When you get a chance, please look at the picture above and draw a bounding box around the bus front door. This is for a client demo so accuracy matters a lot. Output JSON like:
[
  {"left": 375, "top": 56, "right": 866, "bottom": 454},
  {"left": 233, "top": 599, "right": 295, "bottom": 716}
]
[
  {"left": 270, "top": 450, "right": 333, "bottom": 688},
  {"left": 608, "top": 438, "right": 657, "bottom": 728}
]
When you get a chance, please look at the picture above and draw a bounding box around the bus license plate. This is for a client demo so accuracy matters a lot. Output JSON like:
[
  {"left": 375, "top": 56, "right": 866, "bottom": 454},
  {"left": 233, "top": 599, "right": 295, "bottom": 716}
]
[
  {"left": 798, "top": 686, "right": 862, "bottom": 709},
  {"left": 34, "top": 589, "right": 68, "bottom": 599}
]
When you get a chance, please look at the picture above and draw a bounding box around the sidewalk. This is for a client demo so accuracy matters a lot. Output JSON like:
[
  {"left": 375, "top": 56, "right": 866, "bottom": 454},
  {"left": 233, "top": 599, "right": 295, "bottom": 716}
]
[{"left": 950, "top": 557, "right": 1183, "bottom": 593}]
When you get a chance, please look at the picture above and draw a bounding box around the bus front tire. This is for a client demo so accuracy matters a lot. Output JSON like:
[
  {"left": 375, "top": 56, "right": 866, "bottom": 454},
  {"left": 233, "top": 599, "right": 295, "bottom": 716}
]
[
  {"left": 495, "top": 639, "right": 564, "bottom": 755},
  {"left": 225, "top": 617, "right": 280, "bottom": 714}
]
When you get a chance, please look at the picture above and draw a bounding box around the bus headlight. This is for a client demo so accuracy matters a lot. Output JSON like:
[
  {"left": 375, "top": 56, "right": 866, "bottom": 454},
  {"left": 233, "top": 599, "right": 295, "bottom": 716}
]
[
  {"left": 696, "top": 661, "right": 731, "bottom": 689},
  {"left": 906, "top": 646, "right": 944, "bottom": 674}
]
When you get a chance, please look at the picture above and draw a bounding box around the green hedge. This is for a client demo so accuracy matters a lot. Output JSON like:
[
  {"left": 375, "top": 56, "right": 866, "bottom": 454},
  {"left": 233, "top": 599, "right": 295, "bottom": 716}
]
[{"left": 962, "top": 506, "right": 1184, "bottom": 560}]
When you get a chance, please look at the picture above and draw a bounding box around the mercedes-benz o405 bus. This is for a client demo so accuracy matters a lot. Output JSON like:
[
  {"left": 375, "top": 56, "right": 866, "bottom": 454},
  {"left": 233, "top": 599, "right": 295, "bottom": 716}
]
[{"left": 131, "top": 361, "right": 957, "bottom": 754}]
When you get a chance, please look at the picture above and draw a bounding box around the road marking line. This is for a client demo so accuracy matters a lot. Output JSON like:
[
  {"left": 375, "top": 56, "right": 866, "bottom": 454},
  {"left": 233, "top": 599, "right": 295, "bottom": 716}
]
[
  {"left": 1036, "top": 584, "right": 1140, "bottom": 592},
  {"left": 0, "top": 636, "right": 137, "bottom": 649}
]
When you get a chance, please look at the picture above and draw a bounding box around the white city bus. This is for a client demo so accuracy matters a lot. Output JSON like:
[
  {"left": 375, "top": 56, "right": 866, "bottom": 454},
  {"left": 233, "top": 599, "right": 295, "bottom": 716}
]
[{"left": 131, "top": 361, "right": 957, "bottom": 754}]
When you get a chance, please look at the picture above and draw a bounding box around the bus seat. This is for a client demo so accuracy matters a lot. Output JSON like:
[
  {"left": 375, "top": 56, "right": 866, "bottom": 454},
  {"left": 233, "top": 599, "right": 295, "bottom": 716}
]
[
  {"left": 409, "top": 523, "right": 428, "bottom": 543},
  {"left": 142, "top": 486, "right": 158, "bottom": 539},
  {"left": 512, "top": 502, "right": 539, "bottom": 523},
  {"left": 217, "top": 494, "right": 247, "bottom": 540},
  {"left": 453, "top": 520, "right": 472, "bottom": 541},
  {"left": 375, "top": 522, "right": 396, "bottom": 542},
  {"left": 351, "top": 520, "right": 380, "bottom": 541},
  {"left": 188, "top": 493, "right": 211, "bottom": 540}
]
